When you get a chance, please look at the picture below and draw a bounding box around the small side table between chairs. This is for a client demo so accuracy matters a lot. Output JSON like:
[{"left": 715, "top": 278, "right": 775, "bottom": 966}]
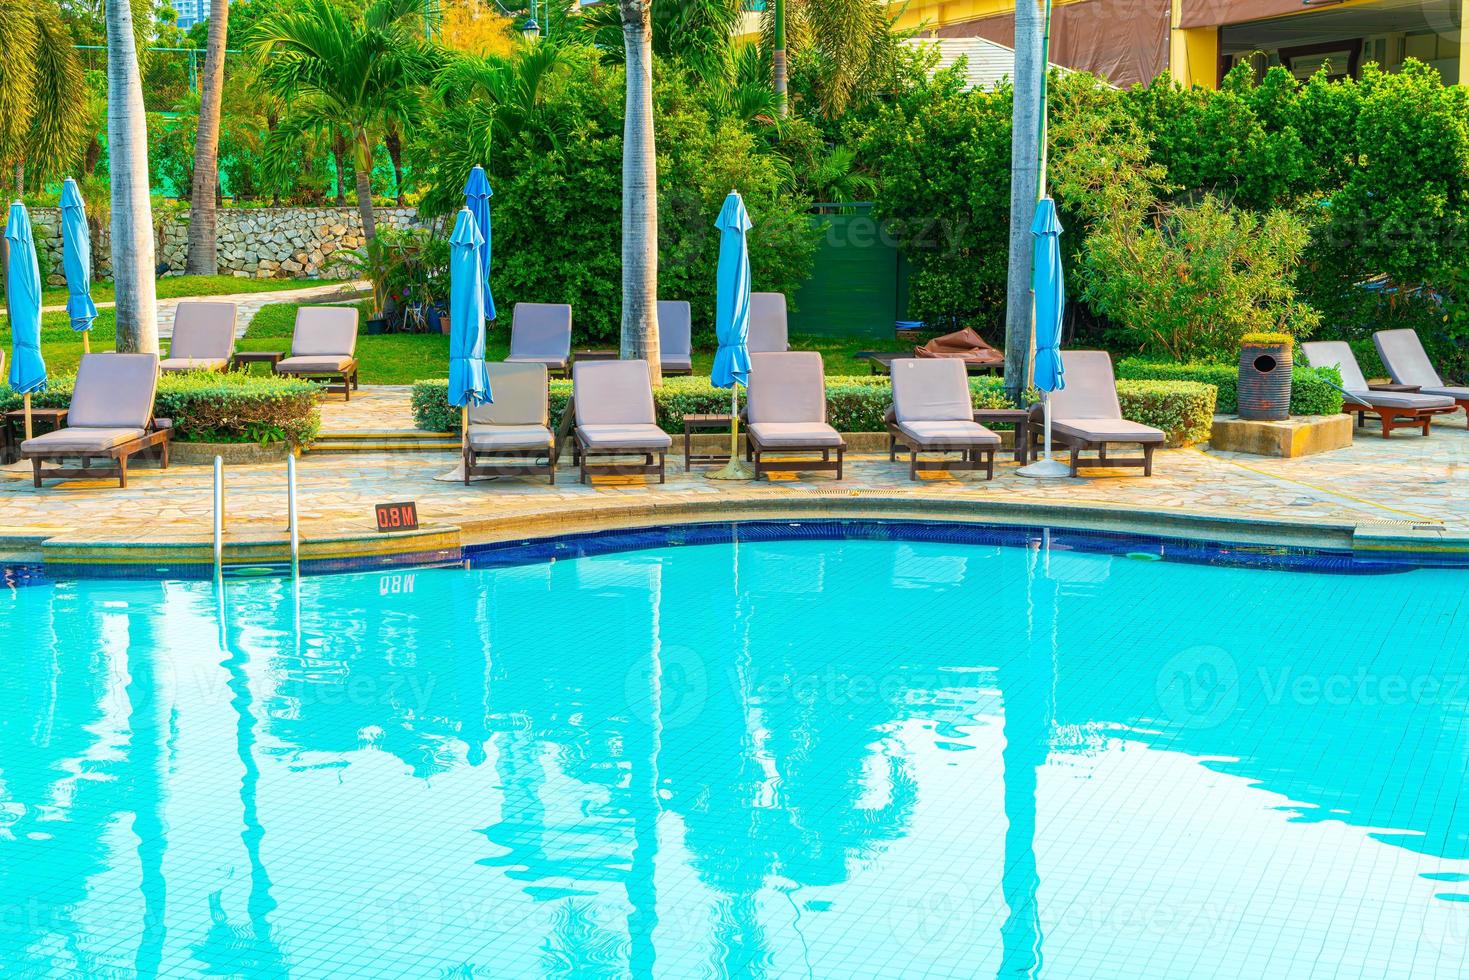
[{"left": 683, "top": 413, "right": 737, "bottom": 470}]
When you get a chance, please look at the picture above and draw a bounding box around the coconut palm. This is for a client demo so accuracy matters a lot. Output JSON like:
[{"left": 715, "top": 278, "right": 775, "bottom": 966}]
[
  {"left": 187, "top": 0, "right": 230, "bottom": 274},
  {"left": 764, "top": 0, "right": 895, "bottom": 119},
  {"left": 619, "top": 0, "right": 660, "bottom": 380},
  {"left": 250, "top": 0, "right": 433, "bottom": 242},
  {"left": 107, "top": 0, "right": 160, "bottom": 353},
  {"left": 0, "top": 2, "right": 90, "bottom": 194},
  {"left": 577, "top": 0, "right": 741, "bottom": 83}
]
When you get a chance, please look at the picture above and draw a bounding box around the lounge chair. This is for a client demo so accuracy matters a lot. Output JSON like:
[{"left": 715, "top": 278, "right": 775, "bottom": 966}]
[
  {"left": 745, "top": 351, "right": 844, "bottom": 479},
  {"left": 658, "top": 300, "right": 693, "bottom": 375},
  {"left": 1301, "top": 340, "right": 1456, "bottom": 437},
  {"left": 21, "top": 352, "right": 171, "bottom": 488},
  {"left": 463, "top": 362, "right": 558, "bottom": 484},
  {"left": 506, "top": 303, "right": 573, "bottom": 377},
  {"left": 273, "top": 306, "right": 359, "bottom": 400},
  {"left": 749, "top": 292, "right": 790, "bottom": 353},
  {"left": 160, "top": 300, "right": 236, "bottom": 373},
  {"left": 571, "top": 359, "right": 671, "bottom": 484},
  {"left": 1027, "top": 350, "right": 1164, "bottom": 476},
  {"left": 1373, "top": 328, "right": 1469, "bottom": 426},
  {"left": 886, "top": 358, "right": 1001, "bottom": 480}
]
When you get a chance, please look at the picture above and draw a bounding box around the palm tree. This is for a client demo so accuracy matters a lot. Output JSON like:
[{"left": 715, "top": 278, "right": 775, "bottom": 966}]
[
  {"left": 764, "top": 0, "right": 895, "bottom": 119},
  {"left": 107, "top": 0, "right": 160, "bottom": 353},
  {"left": 187, "top": 0, "right": 230, "bottom": 274},
  {"left": 773, "top": 0, "right": 787, "bottom": 118},
  {"left": 619, "top": 0, "right": 660, "bottom": 380},
  {"left": 250, "top": 0, "right": 432, "bottom": 242},
  {"left": 0, "top": 3, "right": 90, "bottom": 194}
]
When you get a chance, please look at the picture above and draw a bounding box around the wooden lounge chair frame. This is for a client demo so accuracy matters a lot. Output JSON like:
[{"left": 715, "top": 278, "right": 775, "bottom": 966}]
[
  {"left": 743, "top": 351, "right": 845, "bottom": 480},
  {"left": 277, "top": 360, "right": 359, "bottom": 400},
  {"left": 1026, "top": 404, "right": 1157, "bottom": 476},
  {"left": 273, "top": 307, "right": 361, "bottom": 401},
  {"left": 1303, "top": 340, "right": 1457, "bottom": 438},
  {"left": 569, "top": 360, "right": 669, "bottom": 484},
  {"left": 462, "top": 363, "right": 560, "bottom": 484},
  {"left": 885, "top": 413, "right": 996, "bottom": 480},
  {"left": 22, "top": 353, "right": 173, "bottom": 488},
  {"left": 27, "top": 423, "right": 171, "bottom": 489}
]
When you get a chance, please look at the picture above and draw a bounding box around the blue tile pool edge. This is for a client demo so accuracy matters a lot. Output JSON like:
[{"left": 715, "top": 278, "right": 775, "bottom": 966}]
[{"left": 7, "top": 519, "right": 1467, "bottom": 588}]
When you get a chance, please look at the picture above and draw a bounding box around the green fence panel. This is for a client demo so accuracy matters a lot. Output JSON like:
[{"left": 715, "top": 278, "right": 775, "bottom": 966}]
[{"left": 791, "top": 208, "right": 899, "bottom": 340}]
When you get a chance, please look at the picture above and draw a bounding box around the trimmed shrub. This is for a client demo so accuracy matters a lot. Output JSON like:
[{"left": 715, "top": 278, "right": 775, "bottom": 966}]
[
  {"left": 0, "top": 372, "right": 322, "bottom": 447},
  {"left": 1115, "top": 380, "right": 1216, "bottom": 447},
  {"left": 412, "top": 374, "right": 1208, "bottom": 444},
  {"left": 1116, "top": 359, "right": 1343, "bottom": 417}
]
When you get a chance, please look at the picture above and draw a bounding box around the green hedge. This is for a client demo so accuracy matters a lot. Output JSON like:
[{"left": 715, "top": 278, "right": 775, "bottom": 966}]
[
  {"left": 0, "top": 372, "right": 322, "bottom": 447},
  {"left": 1116, "top": 359, "right": 1344, "bottom": 416},
  {"left": 1116, "top": 380, "right": 1216, "bottom": 447},
  {"left": 413, "top": 375, "right": 1214, "bottom": 446}
]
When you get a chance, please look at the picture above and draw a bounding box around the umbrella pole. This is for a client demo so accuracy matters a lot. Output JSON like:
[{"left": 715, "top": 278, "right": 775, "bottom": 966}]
[
  {"left": 707, "top": 382, "right": 753, "bottom": 481},
  {"left": 23, "top": 393, "right": 32, "bottom": 443},
  {"left": 82, "top": 332, "right": 90, "bottom": 354},
  {"left": 1017, "top": 389, "right": 1070, "bottom": 479}
]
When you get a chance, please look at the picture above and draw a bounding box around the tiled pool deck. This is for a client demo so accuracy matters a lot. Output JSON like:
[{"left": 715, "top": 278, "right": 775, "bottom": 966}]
[{"left": 2, "top": 387, "right": 1467, "bottom": 572}]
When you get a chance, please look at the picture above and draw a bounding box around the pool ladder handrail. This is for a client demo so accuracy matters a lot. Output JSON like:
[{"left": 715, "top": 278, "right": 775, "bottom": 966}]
[
  {"left": 287, "top": 453, "right": 300, "bottom": 577},
  {"left": 213, "top": 456, "right": 224, "bottom": 579}
]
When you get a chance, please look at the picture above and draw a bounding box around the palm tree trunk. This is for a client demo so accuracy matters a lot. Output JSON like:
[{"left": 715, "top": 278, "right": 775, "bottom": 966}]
[
  {"left": 385, "top": 126, "right": 407, "bottom": 206},
  {"left": 619, "top": 0, "right": 661, "bottom": 383},
  {"left": 187, "top": 0, "right": 229, "bottom": 275},
  {"left": 1004, "top": 0, "right": 1044, "bottom": 400},
  {"left": 773, "top": 0, "right": 787, "bottom": 118},
  {"left": 12, "top": 161, "right": 22, "bottom": 197},
  {"left": 107, "top": 0, "right": 159, "bottom": 353},
  {"left": 353, "top": 129, "right": 377, "bottom": 242},
  {"left": 332, "top": 131, "right": 349, "bottom": 206}
]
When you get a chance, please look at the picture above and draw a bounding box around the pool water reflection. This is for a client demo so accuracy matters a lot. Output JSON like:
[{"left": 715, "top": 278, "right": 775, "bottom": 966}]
[{"left": 2, "top": 527, "right": 1468, "bottom": 978}]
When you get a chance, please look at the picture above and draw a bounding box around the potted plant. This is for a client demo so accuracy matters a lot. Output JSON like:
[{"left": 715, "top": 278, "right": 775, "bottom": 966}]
[
  {"left": 341, "top": 238, "right": 395, "bottom": 335},
  {"left": 1238, "top": 332, "right": 1293, "bottom": 421}
]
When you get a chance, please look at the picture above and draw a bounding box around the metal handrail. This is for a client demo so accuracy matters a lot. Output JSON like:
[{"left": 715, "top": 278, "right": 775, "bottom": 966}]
[
  {"left": 213, "top": 456, "right": 224, "bottom": 578},
  {"left": 286, "top": 454, "right": 301, "bottom": 577}
]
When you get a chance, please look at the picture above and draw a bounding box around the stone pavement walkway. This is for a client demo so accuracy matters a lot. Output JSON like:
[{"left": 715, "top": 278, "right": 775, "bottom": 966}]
[
  {"left": 35, "top": 279, "right": 370, "bottom": 338},
  {"left": 3, "top": 388, "right": 1467, "bottom": 559}
]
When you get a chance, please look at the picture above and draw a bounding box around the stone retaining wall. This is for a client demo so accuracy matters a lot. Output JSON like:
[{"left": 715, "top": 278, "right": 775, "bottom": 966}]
[{"left": 27, "top": 206, "right": 425, "bottom": 284}]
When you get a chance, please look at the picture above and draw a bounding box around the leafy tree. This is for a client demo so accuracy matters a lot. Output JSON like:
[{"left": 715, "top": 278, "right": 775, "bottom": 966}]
[
  {"left": 0, "top": 1, "right": 90, "bottom": 193},
  {"left": 250, "top": 0, "right": 434, "bottom": 240}
]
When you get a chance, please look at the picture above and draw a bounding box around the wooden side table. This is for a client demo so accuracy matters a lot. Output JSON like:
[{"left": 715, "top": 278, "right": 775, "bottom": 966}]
[
  {"left": 683, "top": 413, "right": 736, "bottom": 469},
  {"left": 231, "top": 351, "right": 283, "bottom": 374},
  {"left": 3, "top": 408, "right": 68, "bottom": 463},
  {"left": 974, "top": 408, "right": 1033, "bottom": 464},
  {"left": 572, "top": 350, "right": 618, "bottom": 365}
]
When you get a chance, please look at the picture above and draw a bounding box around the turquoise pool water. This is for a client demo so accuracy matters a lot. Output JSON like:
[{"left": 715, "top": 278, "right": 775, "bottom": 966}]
[{"left": 2, "top": 523, "right": 1468, "bottom": 978}]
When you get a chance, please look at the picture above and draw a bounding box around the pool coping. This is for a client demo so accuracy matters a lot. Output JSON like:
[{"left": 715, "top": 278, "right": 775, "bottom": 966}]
[{"left": 7, "top": 489, "right": 1466, "bottom": 578}]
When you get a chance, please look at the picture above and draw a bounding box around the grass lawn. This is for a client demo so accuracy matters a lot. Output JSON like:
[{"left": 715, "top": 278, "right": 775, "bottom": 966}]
[
  {"left": 28, "top": 274, "right": 348, "bottom": 311},
  {"left": 1, "top": 300, "right": 889, "bottom": 386}
]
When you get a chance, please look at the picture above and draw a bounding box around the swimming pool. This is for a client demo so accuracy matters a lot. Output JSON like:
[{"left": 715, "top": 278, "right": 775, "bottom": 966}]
[{"left": 2, "top": 521, "right": 1467, "bottom": 978}]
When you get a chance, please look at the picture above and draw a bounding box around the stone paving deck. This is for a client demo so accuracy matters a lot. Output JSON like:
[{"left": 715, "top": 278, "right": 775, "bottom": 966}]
[{"left": 3, "top": 386, "right": 1468, "bottom": 567}]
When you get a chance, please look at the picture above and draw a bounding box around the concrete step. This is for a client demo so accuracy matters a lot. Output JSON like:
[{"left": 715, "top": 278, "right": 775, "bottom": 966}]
[{"left": 306, "top": 429, "right": 458, "bottom": 453}]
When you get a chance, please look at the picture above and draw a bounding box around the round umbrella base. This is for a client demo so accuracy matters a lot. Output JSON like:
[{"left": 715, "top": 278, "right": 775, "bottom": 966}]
[
  {"left": 1016, "top": 457, "right": 1072, "bottom": 480},
  {"left": 706, "top": 460, "right": 754, "bottom": 481}
]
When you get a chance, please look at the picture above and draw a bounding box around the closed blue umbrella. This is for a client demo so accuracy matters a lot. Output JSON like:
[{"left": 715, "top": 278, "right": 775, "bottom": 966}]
[
  {"left": 462, "top": 166, "right": 496, "bottom": 322},
  {"left": 6, "top": 201, "right": 46, "bottom": 442},
  {"left": 448, "top": 208, "right": 491, "bottom": 419},
  {"left": 708, "top": 190, "right": 753, "bottom": 481},
  {"left": 1019, "top": 197, "right": 1068, "bottom": 479},
  {"left": 59, "top": 178, "right": 98, "bottom": 352}
]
